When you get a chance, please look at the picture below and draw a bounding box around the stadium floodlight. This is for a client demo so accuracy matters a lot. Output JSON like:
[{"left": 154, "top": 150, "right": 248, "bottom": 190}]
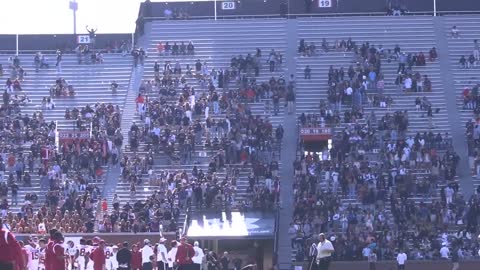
[{"left": 69, "top": 0, "right": 78, "bottom": 35}]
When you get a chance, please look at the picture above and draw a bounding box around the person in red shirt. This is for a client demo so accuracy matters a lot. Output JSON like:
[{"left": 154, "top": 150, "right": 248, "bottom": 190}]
[
  {"left": 131, "top": 244, "right": 142, "bottom": 270},
  {"left": 157, "top": 42, "right": 165, "bottom": 55},
  {"left": 135, "top": 94, "right": 145, "bottom": 112},
  {"left": 89, "top": 240, "right": 106, "bottom": 270},
  {"left": 49, "top": 232, "right": 66, "bottom": 270},
  {"left": 175, "top": 236, "right": 195, "bottom": 270},
  {"left": 0, "top": 228, "right": 25, "bottom": 270},
  {"left": 45, "top": 229, "right": 58, "bottom": 270}
]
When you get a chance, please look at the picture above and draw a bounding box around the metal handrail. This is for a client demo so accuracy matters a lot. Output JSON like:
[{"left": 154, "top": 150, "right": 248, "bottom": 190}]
[
  {"left": 182, "top": 206, "right": 190, "bottom": 237},
  {"left": 273, "top": 206, "right": 280, "bottom": 254},
  {"left": 143, "top": 10, "right": 480, "bottom": 21},
  {"left": 14, "top": 232, "right": 177, "bottom": 236}
]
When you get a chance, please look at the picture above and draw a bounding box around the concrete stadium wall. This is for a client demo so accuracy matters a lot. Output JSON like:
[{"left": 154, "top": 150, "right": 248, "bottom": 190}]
[
  {"left": 144, "top": 0, "right": 480, "bottom": 18},
  {"left": 0, "top": 33, "right": 132, "bottom": 54}
]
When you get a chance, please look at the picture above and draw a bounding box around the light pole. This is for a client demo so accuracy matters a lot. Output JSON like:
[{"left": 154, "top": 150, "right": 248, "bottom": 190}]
[
  {"left": 70, "top": 0, "right": 78, "bottom": 36},
  {"left": 214, "top": 0, "right": 217, "bottom": 21},
  {"left": 433, "top": 0, "right": 437, "bottom": 16}
]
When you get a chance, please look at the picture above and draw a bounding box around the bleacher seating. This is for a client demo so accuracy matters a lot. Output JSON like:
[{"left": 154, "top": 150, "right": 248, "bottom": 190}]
[
  {"left": 444, "top": 15, "right": 480, "bottom": 191},
  {"left": 111, "top": 19, "right": 288, "bottom": 229},
  {"left": 291, "top": 16, "right": 465, "bottom": 262},
  {"left": 296, "top": 16, "right": 450, "bottom": 135},
  {"left": 0, "top": 17, "right": 478, "bottom": 264},
  {"left": 1, "top": 53, "right": 132, "bottom": 214}
]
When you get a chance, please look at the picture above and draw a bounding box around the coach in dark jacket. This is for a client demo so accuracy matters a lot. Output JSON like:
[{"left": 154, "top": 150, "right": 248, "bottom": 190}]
[{"left": 117, "top": 242, "right": 132, "bottom": 270}]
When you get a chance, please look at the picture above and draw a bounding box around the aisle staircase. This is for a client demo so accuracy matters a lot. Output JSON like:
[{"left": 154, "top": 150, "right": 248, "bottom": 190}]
[{"left": 444, "top": 15, "right": 480, "bottom": 191}]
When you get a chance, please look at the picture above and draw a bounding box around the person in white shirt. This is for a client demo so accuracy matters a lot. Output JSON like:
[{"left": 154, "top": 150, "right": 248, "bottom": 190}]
[
  {"left": 66, "top": 240, "right": 79, "bottom": 270},
  {"left": 404, "top": 77, "right": 412, "bottom": 91},
  {"left": 141, "top": 239, "right": 154, "bottom": 270},
  {"left": 167, "top": 241, "right": 178, "bottom": 270},
  {"left": 25, "top": 236, "right": 41, "bottom": 270},
  {"left": 445, "top": 187, "right": 454, "bottom": 204},
  {"left": 440, "top": 244, "right": 449, "bottom": 259},
  {"left": 107, "top": 245, "right": 119, "bottom": 270},
  {"left": 192, "top": 241, "right": 205, "bottom": 270},
  {"left": 37, "top": 238, "right": 47, "bottom": 270},
  {"left": 315, "top": 233, "right": 334, "bottom": 270},
  {"left": 156, "top": 238, "right": 168, "bottom": 270},
  {"left": 396, "top": 250, "right": 407, "bottom": 270}
]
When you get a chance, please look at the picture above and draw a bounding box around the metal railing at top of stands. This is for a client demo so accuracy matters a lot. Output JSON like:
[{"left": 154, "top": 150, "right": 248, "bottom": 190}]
[
  {"left": 0, "top": 49, "right": 124, "bottom": 55},
  {"left": 13, "top": 232, "right": 177, "bottom": 237},
  {"left": 273, "top": 206, "right": 280, "bottom": 254},
  {"left": 0, "top": 49, "right": 59, "bottom": 55},
  {"left": 143, "top": 10, "right": 480, "bottom": 22},
  {"left": 181, "top": 206, "right": 190, "bottom": 238}
]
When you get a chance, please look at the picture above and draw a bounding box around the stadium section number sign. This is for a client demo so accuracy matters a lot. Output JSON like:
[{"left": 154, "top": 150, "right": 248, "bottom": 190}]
[
  {"left": 58, "top": 130, "right": 91, "bottom": 140},
  {"left": 300, "top": 127, "right": 332, "bottom": 135},
  {"left": 318, "top": 0, "right": 332, "bottom": 8},
  {"left": 300, "top": 127, "right": 332, "bottom": 141},
  {"left": 77, "top": 35, "right": 91, "bottom": 44},
  {"left": 222, "top": 1, "right": 236, "bottom": 10}
]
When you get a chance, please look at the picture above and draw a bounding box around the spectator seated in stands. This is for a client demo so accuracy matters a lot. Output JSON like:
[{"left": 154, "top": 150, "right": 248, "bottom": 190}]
[
  {"left": 41, "top": 97, "right": 55, "bottom": 110},
  {"left": 111, "top": 81, "right": 119, "bottom": 92},
  {"left": 5, "top": 78, "right": 23, "bottom": 93},
  {"left": 50, "top": 78, "right": 75, "bottom": 97},
  {"left": 298, "top": 39, "right": 317, "bottom": 57},
  {"left": 321, "top": 38, "right": 329, "bottom": 52},
  {"left": 451, "top": 25, "right": 460, "bottom": 38},
  {"left": 187, "top": 41, "right": 195, "bottom": 55},
  {"left": 172, "top": 8, "right": 190, "bottom": 20},
  {"left": 459, "top": 55, "right": 467, "bottom": 68},
  {"left": 468, "top": 54, "right": 477, "bottom": 69},
  {"left": 386, "top": 1, "right": 407, "bottom": 16},
  {"left": 429, "top": 47, "right": 438, "bottom": 62}
]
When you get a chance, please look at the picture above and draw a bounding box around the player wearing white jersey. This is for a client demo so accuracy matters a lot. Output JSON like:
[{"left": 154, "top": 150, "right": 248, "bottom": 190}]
[
  {"left": 77, "top": 240, "right": 92, "bottom": 270},
  {"left": 24, "top": 236, "right": 41, "bottom": 270},
  {"left": 106, "top": 245, "right": 119, "bottom": 270},
  {"left": 66, "top": 240, "right": 79, "bottom": 270},
  {"left": 25, "top": 244, "right": 40, "bottom": 270},
  {"left": 37, "top": 239, "right": 47, "bottom": 270},
  {"left": 104, "top": 245, "right": 113, "bottom": 261}
]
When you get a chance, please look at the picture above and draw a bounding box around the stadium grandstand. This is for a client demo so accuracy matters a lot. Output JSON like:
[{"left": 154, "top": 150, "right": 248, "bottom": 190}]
[{"left": 0, "top": 0, "right": 480, "bottom": 270}]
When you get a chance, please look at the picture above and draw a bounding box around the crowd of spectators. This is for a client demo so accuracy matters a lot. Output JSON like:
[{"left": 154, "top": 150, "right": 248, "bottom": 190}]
[
  {"left": 0, "top": 54, "right": 59, "bottom": 222},
  {"left": 0, "top": 61, "right": 124, "bottom": 234},
  {"left": 465, "top": 84, "right": 480, "bottom": 179},
  {"left": 157, "top": 41, "right": 195, "bottom": 56},
  {"left": 291, "top": 36, "right": 480, "bottom": 263},
  {"left": 291, "top": 110, "right": 480, "bottom": 261},
  {"left": 74, "top": 45, "right": 104, "bottom": 65},
  {"left": 99, "top": 188, "right": 180, "bottom": 233},
  {"left": 48, "top": 78, "right": 76, "bottom": 98},
  {"left": 118, "top": 47, "right": 285, "bottom": 226},
  {"left": 163, "top": 7, "right": 191, "bottom": 20}
]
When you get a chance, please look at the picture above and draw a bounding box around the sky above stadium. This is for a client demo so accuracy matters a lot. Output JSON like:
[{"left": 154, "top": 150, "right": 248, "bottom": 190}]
[{"left": 0, "top": 0, "right": 208, "bottom": 34}]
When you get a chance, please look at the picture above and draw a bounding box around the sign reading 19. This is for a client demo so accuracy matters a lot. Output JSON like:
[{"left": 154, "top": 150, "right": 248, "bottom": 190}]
[{"left": 319, "top": 0, "right": 332, "bottom": 8}]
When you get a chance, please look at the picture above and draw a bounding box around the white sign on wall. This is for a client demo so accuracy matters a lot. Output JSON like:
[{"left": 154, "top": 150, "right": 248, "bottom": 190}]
[
  {"left": 318, "top": 0, "right": 332, "bottom": 8},
  {"left": 221, "top": 1, "right": 236, "bottom": 10},
  {"left": 77, "top": 35, "right": 91, "bottom": 44}
]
